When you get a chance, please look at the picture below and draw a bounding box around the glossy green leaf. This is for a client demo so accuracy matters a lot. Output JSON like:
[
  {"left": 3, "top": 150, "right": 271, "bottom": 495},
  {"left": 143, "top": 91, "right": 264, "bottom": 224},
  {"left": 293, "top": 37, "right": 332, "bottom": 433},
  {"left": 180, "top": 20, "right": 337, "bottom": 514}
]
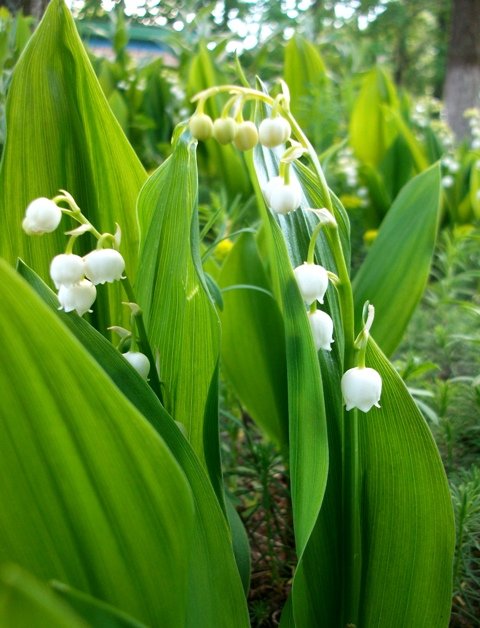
[
  {"left": 0, "top": 0, "right": 146, "bottom": 331},
  {"left": 17, "top": 260, "right": 250, "bottom": 628},
  {"left": 135, "top": 132, "right": 223, "bottom": 495},
  {"left": 0, "top": 259, "right": 194, "bottom": 627},
  {"left": 349, "top": 67, "right": 399, "bottom": 166},
  {"left": 0, "top": 565, "right": 88, "bottom": 628},
  {"left": 353, "top": 163, "right": 442, "bottom": 356},
  {"left": 218, "top": 232, "right": 289, "bottom": 446}
]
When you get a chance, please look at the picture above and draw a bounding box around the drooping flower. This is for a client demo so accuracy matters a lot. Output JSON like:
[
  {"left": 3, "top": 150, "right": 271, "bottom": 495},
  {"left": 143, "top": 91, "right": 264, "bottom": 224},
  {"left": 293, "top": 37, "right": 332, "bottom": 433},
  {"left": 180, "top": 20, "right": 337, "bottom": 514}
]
[
  {"left": 258, "top": 116, "right": 291, "bottom": 148},
  {"left": 58, "top": 279, "right": 97, "bottom": 316},
  {"left": 294, "top": 262, "right": 329, "bottom": 305},
  {"left": 22, "top": 197, "right": 62, "bottom": 235},
  {"left": 233, "top": 121, "right": 258, "bottom": 151},
  {"left": 308, "top": 309, "right": 334, "bottom": 351},
  {"left": 341, "top": 366, "right": 382, "bottom": 412},
  {"left": 122, "top": 351, "right": 150, "bottom": 380},
  {"left": 212, "top": 117, "right": 237, "bottom": 145},
  {"left": 263, "top": 176, "right": 302, "bottom": 214},
  {"left": 50, "top": 253, "right": 85, "bottom": 289},
  {"left": 84, "top": 249, "right": 125, "bottom": 285},
  {"left": 189, "top": 113, "right": 214, "bottom": 141}
]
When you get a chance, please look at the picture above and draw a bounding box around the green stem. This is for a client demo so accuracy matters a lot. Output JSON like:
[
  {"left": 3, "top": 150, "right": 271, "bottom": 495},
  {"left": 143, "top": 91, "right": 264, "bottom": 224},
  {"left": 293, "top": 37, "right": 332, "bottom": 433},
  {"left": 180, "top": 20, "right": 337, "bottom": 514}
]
[
  {"left": 306, "top": 221, "right": 325, "bottom": 264},
  {"left": 343, "top": 408, "right": 361, "bottom": 628},
  {"left": 324, "top": 224, "right": 359, "bottom": 626},
  {"left": 122, "top": 277, "right": 163, "bottom": 403}
]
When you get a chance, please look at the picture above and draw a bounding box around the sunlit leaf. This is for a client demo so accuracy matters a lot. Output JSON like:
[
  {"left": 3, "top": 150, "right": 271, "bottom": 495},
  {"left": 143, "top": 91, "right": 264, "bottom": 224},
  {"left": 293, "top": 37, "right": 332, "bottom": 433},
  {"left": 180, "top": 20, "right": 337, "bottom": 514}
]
[
  {"left": 0, "top": 260, "right": 194, "bottom": 627},
  {"left": 0, "top": 0, "right": 146, "bottom": 332},
  {"left": 17, "top": 260, "right": 250, "bottom": 627},
  {"left": 353, "top": 163, "right": 442, "bottom": 356},
  {"left": 349, "top": 67, "right": 399, "bottom": 166},
  {"left": 135, "top": 131, "right": 223, "bottom": 495}
]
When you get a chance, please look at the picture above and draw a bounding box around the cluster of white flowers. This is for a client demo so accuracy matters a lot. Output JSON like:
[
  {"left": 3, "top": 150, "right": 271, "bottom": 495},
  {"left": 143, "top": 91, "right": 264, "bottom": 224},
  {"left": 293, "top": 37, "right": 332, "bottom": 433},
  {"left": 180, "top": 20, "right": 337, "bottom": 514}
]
[
  {"left": 22, "top": 196, "right": 125, "bottom": 317},
  {"left": 293, "top": 262, "right": 334, "bottom": 352},
  {"left": 189, "top": 112, "right": 291, "bottom": 154},
  {"left": 51, "top": 249, "right": 125, "bottom": 316},
  {"left": 441, "top": 154, "right": 461, "bottom": 189},
  {"left": 465, "top": 108, "right": 480, "bottom": 150}
]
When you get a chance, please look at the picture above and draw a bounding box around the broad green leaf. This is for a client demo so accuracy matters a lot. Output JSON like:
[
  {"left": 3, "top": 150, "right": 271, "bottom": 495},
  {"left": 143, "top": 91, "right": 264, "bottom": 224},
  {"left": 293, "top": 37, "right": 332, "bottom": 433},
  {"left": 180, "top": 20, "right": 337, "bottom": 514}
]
[
  {"left": 284, "top": 36, "right": 334, "bottom": 148},
  {"left": 218, "top": 232, "right": 289, "bottom": 446},
  {"left": 17, "top": 260, "right": 250, "bottom": 628},
  {"left": 349, "top": 68, "right": 399, "bottom": 166},
  {"left": 135, "top": 132, "right": 223, "bottom": 495},
  {"left": 358, "top": 340, "right": 454, "bottom": 626},
  {"left": 0, "top": 565, "right": 88, "bottom": 628},
  {"left": 384, "top": 105, "right": 429, "bottom": 172},
  {"left": 353, "top": 163, "right": 442, "bottom": 356},
  {"left": 51, "top": 581, "right": 149, "bottom": 628},
  {"left": 0, "top": 0, "right": 146, "bottom": 332},
  {"left": 0, "top": 260, "right": 194, "bottom": 627}
]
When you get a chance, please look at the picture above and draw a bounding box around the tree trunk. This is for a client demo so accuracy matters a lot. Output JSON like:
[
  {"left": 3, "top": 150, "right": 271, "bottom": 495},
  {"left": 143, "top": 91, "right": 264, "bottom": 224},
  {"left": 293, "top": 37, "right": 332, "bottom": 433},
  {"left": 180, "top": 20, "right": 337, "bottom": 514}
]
[
  {"left": 443, "top": 0, "right": 480, "bottom": 140},
  {"left": 0, "top": 0, "right": 48, "bottom": 20}
]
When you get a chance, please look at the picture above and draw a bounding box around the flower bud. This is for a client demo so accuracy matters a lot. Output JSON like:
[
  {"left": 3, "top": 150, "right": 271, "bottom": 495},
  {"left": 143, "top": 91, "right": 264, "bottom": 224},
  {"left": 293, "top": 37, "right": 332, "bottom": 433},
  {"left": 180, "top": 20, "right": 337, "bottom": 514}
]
[
  {"left": 22, "top": 197, "right": 62, "bottom": 235},
  {"left": 84, "top": 249, "right": 125, "bottom": 285},
  {"left": 122, "top": 351, "right": 150, "bottom": 380},
  {"left": 294, "top": 262, "right": 328, "bottom": 305},
  {"left": 308, "top": 310, "right": 334, "bottom": 351},
  {"left": 212, "top": 117, "right": 237, "bottom": 145},
  {"left": 263, "top": 176, "right": 302, "bottom": 214},
  {"left": 341, "top": 366, "right": 382, "bottom": 413},
  {"left": 233, "top": 121, "right": 258, "bottom": 151},
  {"left": 258, "top": 116, "right": 291, "bottom": 148},
  {"left": 50, "top": 253, "right": 85, "bottom": 289},
  {"left": 58, "top": 279, "right": 96, "bottom": 316},
  {"left": 189, "top": 113, "right": 213, "bottom": 141}
]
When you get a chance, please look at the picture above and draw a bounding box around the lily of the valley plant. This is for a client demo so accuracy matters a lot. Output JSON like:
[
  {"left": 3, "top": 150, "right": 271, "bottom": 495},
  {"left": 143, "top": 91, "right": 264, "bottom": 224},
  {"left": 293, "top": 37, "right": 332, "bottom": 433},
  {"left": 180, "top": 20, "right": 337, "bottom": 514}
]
[{"left": 0, "top": 3, "right": 454, "bottom": 626}]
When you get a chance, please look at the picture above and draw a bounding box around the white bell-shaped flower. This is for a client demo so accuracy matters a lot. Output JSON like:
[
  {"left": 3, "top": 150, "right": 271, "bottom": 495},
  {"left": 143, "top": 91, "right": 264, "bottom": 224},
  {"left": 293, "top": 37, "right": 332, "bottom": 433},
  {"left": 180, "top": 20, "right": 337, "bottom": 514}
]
[
  {"left": 308, "top": 309, "right": 334, "bottom": 351},
  {"left": 123, "top": 351, "right": 150, "bottom": 380},
  {"left": 341, "top": 366, "right": 382, "bottom": 413},
  {"left": 22, "top": 197, "right": 62, "bottom": 235},
  {"left": 263, "top": 177, "right": 302, "bottom": 215},
  {"left": 294, "top": 262, "right": 329, "bottom": 305},
  {"left": 58, "top": 279, "right": 97, "bottom": 316},
  {"left": 233, "top": 121, "right": 258, "bottom": 151},
  {"left": 50, "top": 253, "right": 85, "bottom": 289},
  {"left": 212, "top": 117, "right": 237, "bottom": 145},
  {"left": 189, "top": 113, "right": 213, "bottom": 141},
  {"left": 259, "top": 116, "right": 291, "bottom": 148},
  {"left": 84, "top": 249, "right": 125, "bottom": 285}
]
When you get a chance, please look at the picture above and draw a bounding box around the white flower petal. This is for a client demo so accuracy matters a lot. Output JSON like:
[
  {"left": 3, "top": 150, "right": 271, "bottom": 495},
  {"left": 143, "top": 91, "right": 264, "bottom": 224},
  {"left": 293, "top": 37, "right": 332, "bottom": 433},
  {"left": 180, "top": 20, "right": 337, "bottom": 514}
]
[
  {"left": 58, "top": 279, "right": 97, "bottom": 316},
  {"left": 341, "top": 366, "right": 382, "bottom": 413},
  {"left": 294, "top": 263, "right": 329, "bottom": 305},
  {"left": 22, "top": 197, "right": 62, "bottom": 234},
  {"left": 308, "top": 309, "right": 334, "bottom": 351},
  {"left": 50, "top": 253, "right": 85, "bottom": 288},
  {"left": 84, "top": 249, "right": 125, "bottom": 285}
]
